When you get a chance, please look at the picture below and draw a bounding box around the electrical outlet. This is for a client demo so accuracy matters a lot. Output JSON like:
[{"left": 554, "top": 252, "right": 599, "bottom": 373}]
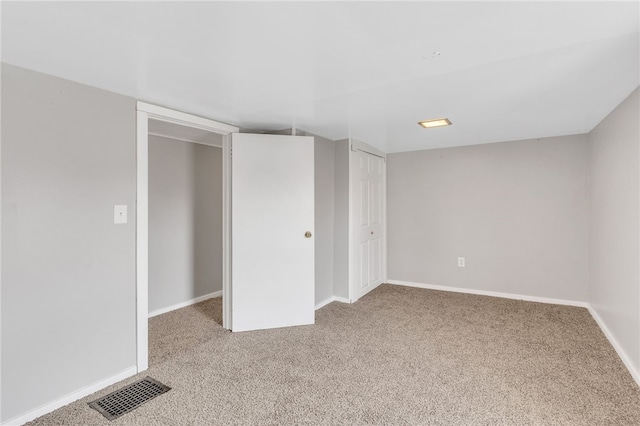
[{"left": 458, "top": 257, "right": 465, "bottom": 268}]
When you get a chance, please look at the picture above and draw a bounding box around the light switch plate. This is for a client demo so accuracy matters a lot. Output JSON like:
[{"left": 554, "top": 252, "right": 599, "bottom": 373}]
[{"left": 114, "top": 205, "right": 128, "bottom": 224}]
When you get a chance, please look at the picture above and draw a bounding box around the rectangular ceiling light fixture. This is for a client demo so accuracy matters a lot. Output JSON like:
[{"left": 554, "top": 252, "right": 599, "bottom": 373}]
[{"left": 418, "top": 118, "right": 452, "bottom": 128}]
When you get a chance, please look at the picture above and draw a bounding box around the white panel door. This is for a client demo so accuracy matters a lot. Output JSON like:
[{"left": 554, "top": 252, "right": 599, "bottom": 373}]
[
  {"left": 353, "top": 149, "right": 384, "bottom": 300},
  {"left": 231, "top": 133, "right": 315, "bottom": 332}
]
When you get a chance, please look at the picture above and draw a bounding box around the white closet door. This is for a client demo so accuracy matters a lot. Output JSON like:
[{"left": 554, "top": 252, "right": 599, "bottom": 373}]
[
  {"left": 353, "top": 149, "right": 384, "bottom": 300},
  {"left": 231, "top": 133, "right": 315, "bottom": 332}
]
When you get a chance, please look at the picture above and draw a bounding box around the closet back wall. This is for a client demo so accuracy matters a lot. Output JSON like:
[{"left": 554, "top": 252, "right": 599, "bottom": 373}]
[{"left": 148, "top": 135, "right": 223, "bottom": 314}]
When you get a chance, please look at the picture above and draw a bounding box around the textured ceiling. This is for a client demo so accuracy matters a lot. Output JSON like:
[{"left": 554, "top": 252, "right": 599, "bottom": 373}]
[{"left": 2, "top": 1, "right": 639, "bottom": 152}]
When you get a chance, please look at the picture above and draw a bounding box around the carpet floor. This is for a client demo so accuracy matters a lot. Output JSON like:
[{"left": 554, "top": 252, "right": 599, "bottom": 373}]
[{"left": 28, "top": 284, "right": 640, "bottom": 425}]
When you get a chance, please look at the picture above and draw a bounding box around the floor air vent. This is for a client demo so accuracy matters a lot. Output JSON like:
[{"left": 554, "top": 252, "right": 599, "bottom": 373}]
[{"left": 88, "top": 376, "right": 171, "bottom": 420}]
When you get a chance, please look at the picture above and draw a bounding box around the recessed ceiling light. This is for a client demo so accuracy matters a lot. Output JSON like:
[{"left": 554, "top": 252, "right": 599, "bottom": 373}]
[{"left": 418, "top": 118, "right": 452, "bottom": 128}]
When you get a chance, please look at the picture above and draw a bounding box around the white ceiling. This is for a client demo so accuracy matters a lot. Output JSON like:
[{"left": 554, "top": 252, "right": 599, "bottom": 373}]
[{"left": 2, "top": 1, "right": 638, "bottom": 153}]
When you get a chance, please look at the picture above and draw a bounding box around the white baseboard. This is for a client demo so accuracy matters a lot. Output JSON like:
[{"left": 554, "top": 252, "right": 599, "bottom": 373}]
[
  {"left": 386, "top": 280, "right": 589, "bottom": 308},
  {"left": 3, "top": 366, "right": 137, "bottom": 426},
  {"left": 387, "top": 279, "right": 640, "bottom": 388},
  {"left": 315, "top": 296, "right": 352, "bottom": 310},
  {"left": 315, "top": 297, "right": 335, "bottom": 310},
  {"left": 587, "top": 306, "right": 640, "bottom": 387},
  {"left": 148, "top": 290, "right": 222, "bottom": 318}
]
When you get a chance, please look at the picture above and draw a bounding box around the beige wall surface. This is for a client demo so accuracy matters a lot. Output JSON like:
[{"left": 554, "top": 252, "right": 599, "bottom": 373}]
[
  {"left": 333, "top": 139, "right": 350, "bottom": 299},
  {"left": 387, "top": 135, "right": 590, "bottom": 302},
  {"left": 311, "top": 134, "right": 336, "bottom": 305},
  {"left": 588, "top": 87, "right": 640, "bottom": 372},
  {"left": 1, "top": 64, "right": 137, "bottom": 422},
  {"left": 149, "top": 135, "right": 223, "bottom": 313}
]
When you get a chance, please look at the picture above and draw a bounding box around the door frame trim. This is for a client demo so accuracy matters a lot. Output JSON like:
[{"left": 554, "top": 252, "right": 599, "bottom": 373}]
[{"left": 135, "top": 102, "right": 238, "bottom": 372}]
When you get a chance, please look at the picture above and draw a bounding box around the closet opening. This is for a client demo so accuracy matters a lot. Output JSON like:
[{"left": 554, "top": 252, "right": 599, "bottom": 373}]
[
  {"left": 136, "top": 101, "right": 238, "bottom": 372},
  {"left": 145, "top": 119, "right": 224, "bottom": 365}
]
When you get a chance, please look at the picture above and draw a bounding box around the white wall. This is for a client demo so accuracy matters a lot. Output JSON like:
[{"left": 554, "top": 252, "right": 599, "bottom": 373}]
[
  {"left": 333, "top": 139, "right": 350, "bottom": 300},
  {"left": 148, "top": 135, "right": 223, "bottom": 314},
  {"left": 588, "top": 87, "right": 640, "bottom": 373},
  {"left": 387, "top": 135, "right": 590, "bottom": 302},
  {"left": 311, "top": 134, "right": 335, "bottom": 306},
  {"left": 1, "top": 64, "right": 137, "bottom": 422}
]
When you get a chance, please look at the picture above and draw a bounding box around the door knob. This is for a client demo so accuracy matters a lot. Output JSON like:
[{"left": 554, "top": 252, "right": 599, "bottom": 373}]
[
  {"left": 371, "top": 231, "right": 374, "bottom": 235},
  {"left": 305, "top": 231, "right": 312, "bottom": 238}
]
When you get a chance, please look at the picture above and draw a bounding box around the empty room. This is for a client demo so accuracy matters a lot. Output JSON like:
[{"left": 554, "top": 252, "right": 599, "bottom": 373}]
[{"left": 1, "top": 1, "right": 639, "bottom": 425}]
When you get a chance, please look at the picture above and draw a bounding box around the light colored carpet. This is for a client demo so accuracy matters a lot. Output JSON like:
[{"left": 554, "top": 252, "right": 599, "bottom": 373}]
[{"left": 28, "top": 284, "right": 640, "bottom": 425}]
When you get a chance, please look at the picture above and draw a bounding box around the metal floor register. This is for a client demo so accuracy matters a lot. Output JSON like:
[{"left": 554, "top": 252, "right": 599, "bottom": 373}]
[{"left": 88, "top": 377, "right": 171, "bottom": 420}]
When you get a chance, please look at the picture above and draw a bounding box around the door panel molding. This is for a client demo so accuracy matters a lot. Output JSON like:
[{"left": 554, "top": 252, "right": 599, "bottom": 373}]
[{"left": 349, "top": 142, "right": 387, "bottom": 302}]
